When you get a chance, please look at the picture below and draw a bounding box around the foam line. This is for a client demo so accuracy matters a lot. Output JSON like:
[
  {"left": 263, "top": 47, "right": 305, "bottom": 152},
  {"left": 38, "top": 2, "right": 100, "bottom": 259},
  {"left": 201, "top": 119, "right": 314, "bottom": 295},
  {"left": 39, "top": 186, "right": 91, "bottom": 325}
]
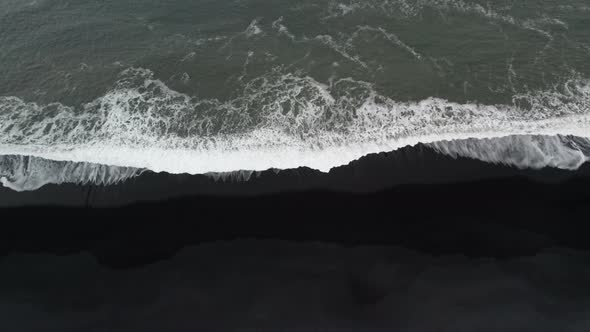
[{"left": 0, "top": 67, "right": 588, "bottom": 190}]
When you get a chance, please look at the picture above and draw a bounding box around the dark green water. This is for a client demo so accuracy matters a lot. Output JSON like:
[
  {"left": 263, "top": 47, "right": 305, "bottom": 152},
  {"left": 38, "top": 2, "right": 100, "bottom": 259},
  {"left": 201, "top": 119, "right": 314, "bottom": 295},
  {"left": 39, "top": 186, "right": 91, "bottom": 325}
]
[{"left": 0, "top": 0, "right": 589, "bottom": 189}]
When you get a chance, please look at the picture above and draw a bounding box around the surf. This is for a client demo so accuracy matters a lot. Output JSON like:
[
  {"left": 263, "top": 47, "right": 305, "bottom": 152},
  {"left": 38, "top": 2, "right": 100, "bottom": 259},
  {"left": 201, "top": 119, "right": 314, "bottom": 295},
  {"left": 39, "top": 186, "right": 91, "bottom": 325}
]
[{"left": 0, "top": 67, "right": 589, "bottom": 191}]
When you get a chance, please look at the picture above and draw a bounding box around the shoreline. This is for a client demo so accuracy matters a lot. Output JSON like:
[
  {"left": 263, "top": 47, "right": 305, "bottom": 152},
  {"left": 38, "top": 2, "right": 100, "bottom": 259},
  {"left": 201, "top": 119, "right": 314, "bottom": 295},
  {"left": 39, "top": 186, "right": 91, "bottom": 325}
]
[
  {"left": 2, "top": 143, "right": 589, "bottom": 207},
  {"left": 2, "top": 144, "right": 590, "bottom": 268}
]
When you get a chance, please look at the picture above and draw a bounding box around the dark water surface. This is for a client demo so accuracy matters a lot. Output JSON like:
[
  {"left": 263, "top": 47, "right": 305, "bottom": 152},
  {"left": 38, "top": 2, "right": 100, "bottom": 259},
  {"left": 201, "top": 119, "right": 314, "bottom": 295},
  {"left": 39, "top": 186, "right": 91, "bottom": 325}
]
[{"left": 0, "top": 0, "right": 589, "bottom": 190}]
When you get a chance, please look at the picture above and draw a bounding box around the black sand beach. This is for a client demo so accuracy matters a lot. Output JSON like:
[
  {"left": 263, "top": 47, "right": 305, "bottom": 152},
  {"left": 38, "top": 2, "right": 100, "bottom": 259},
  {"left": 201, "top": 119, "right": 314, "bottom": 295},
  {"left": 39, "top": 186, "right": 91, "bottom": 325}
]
[{"left": 2, "top": 145, "right": 590, "bottom": 269}]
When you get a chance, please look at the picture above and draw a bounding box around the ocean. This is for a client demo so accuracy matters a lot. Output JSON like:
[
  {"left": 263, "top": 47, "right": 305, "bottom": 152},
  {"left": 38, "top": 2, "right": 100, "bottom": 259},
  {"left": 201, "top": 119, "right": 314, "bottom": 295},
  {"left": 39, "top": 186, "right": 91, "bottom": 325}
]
[{"left": 1, "top": 0, "right": 589, "bottom": 190}]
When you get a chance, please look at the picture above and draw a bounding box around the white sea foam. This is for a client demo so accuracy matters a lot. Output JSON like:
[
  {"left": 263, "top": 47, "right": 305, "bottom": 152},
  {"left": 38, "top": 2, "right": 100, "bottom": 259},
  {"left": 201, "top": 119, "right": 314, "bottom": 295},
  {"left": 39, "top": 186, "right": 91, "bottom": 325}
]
[
  {"left": 244, "top": 19, "right": 264, "bottom": 38},
  {"left": 0, "top": 155, "right": 143, "bottom": 191},
  {"left": 350, "top": 26, "right": 422, "bottom": 60},
  {"left": 272, "top": 19, "right": 421, "bottom": 68},
  {"left": 271, "top": 16, "right": 296, "bottom": 41},
  {"left": 0, "top": 67, "right": 589, "bottom": 190},
  {"left": 324, "top": 0, "right": 566, "bottom": 39},
  {"left": 180, "top": 52, "right": 196, "bottom": 62},
  {"left": 430, "top": 135, "right": 590, "bottom": 170}
]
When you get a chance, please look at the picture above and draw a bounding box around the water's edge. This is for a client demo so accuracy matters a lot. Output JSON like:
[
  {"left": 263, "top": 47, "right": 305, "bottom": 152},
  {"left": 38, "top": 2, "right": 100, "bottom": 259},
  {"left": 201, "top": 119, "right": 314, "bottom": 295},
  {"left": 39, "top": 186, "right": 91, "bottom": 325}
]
[{"left": 2, "top": 134, "right": 590, "bottom": 207}]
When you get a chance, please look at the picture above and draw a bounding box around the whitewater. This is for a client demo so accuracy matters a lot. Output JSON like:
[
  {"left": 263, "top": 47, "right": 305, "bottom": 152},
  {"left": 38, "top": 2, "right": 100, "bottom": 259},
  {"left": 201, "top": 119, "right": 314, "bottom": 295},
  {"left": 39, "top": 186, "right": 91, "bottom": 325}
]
[
  {"left": 0, "top": 0, "right": 589, "bottom": 190},
  {"left": 1, "top": 68, "right": 589, "bottom": 191}
]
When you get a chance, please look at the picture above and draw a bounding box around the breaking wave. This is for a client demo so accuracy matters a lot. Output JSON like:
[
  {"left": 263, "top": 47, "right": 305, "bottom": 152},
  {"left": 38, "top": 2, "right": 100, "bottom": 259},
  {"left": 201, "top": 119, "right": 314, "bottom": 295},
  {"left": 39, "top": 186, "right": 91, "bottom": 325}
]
[{"left": 0, "top": 67, "right": 589, "bottom": 190}]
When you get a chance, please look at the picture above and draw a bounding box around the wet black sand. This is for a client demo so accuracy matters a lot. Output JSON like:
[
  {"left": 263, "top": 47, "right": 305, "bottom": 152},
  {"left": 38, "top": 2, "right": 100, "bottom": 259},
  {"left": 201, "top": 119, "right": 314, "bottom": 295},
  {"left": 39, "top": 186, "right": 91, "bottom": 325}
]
[
  {"left": 2, "top": 145, "right": 590, "bottom": 268},
  {"left": 2, "top": 143, "right": 588, "bottom": 207}
]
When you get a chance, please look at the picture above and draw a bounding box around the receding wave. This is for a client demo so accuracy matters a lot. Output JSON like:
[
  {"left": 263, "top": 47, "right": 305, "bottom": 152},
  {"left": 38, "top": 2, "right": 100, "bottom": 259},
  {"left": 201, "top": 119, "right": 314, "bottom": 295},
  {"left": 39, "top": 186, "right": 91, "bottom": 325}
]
[
  {"left": 0, "top": 155, "right": 143, "bottom": 192},
  {"left": 429, "top": 135, "right": 590, "bottom": 170}
]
